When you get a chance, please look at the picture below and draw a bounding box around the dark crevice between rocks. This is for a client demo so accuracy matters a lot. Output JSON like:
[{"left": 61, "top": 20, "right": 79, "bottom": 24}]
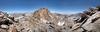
[{"left": 92, "top": 17, "right": 100, "bottom": 23}]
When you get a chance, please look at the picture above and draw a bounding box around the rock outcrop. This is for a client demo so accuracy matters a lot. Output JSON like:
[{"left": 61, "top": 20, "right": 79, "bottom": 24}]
[{"left": 0, "top": 11, "right": 16, "bottom": 32}]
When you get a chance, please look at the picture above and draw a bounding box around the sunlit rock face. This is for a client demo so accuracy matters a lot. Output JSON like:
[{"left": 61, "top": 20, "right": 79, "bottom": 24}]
[{"left": 82, "top": 12, "right": 100, "bottom": 32}]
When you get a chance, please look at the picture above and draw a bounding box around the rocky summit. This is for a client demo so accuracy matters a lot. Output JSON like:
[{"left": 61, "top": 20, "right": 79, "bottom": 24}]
[{"left": 0, "top": 6, "right": 100, "bottom": 32}]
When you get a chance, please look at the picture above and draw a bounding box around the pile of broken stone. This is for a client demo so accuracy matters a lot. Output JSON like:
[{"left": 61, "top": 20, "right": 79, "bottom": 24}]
[{"left": 0, "top": 11, "right": 17, "bottom": 32}]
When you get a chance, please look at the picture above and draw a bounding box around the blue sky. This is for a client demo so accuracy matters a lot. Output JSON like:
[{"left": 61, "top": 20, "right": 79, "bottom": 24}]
[{"left": 0, "top": 0, "right": 100, "bottom": 14}]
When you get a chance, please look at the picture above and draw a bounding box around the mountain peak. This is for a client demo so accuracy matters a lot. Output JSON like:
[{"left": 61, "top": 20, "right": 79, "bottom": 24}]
[
  {"left": 32, "top": 8, "right": 50, "bottom": 19},
  {"left": 38, "top": 8, "right": 49, "bottom": 14}
]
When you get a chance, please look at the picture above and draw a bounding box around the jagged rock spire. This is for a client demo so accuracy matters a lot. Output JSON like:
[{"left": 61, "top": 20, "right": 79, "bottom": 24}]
[
  {"left": 33, "top": 8, "right": 51, "bottom": 20},
  {"left": 33, "top": 8, "right": 49, "bottom": 15}
]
